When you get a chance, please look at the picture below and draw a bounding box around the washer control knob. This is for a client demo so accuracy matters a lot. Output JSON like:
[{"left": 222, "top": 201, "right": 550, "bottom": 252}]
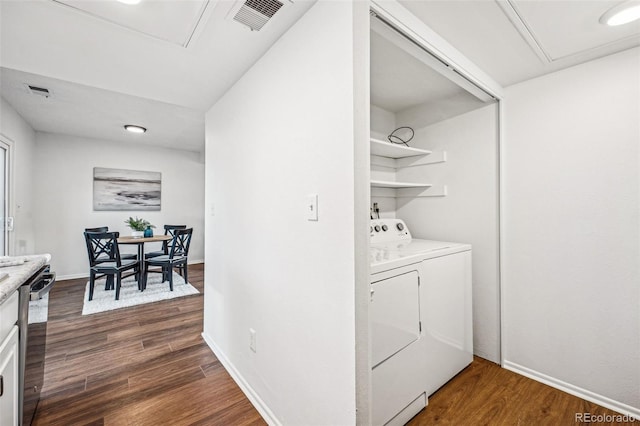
[
  {"left": 374, "top": 225, "right": 381, "bottom": 232},
  {"left": 396, "top": 222, "right": 404, "bottom": 231},
  {"left": 381, "top": 224, "right": 388, "bottom": 232}
]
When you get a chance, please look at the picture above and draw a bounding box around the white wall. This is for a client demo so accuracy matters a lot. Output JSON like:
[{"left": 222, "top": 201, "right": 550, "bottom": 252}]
[
  {"left": 370, "top": 105, "right": 398, "bottom": 217},
  {"left": 33, "top": 132, "right": 205, "bottom": 278},
  {"left": 370, "top": 104, "right": 396, "bottom": 139},
  {"left": 396, "top": 104, "right": 500, "bottom": 362},
  {"left": 203, "top": 2, "right": 365, "bottom": 424},
  {"left": 503, "top": 48, "right": 640, "bottom": 416},
  {"left": 0, "top": 96, "right": 36, "bottom": 255}
]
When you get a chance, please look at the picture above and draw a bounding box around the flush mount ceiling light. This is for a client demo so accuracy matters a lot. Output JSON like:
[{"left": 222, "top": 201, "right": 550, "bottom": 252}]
[
  {"left": 117, "top": 0, "right": 141, "bottom": 5},
  {"left": 600, "top": 0, "right": 640, "bottom": 26},
  {"left": 124, "top": 125, "right": 146, "bottom": 134}
]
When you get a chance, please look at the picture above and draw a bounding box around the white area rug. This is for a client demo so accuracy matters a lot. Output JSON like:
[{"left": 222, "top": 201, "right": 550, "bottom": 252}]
[{"left": 82, "top": 272, "right": 199, "bottom": 316}]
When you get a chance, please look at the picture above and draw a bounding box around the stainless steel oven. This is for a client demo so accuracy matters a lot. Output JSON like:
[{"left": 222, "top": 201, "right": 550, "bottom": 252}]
[{"left": 18, "top": 265, "right": 55, "bottom": 426}]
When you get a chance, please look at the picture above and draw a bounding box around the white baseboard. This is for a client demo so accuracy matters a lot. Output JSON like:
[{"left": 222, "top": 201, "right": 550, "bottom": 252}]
[
  {"left": 503, "top": 360, "right": 640, "bottom": 420},
  {"left": 58, "top": 272, "right": 90, "bottom": 281},
  {"left": 56, "top": 260, "right": 205, "bottom": 282},
  {"left": 201, "top": 332, "right": 280, "bottom": 426}
]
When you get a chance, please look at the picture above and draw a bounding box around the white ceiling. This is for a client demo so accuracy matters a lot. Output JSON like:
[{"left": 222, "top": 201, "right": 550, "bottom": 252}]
[
  {"left": 0, "top": 0, "right": 315, "bottom": 152},
  {"left": 370, "top": 30, "right": 470, "bottom": 112},
  {"left": 398, "top": 0, "right": 640, "bottom": 87},
  {"left": 0, "top": 0, "right": 315, "bottom": 110},
  {"left": 370, "top": 27, "right": 490, "bottom": 127},
  {"left": 52, "top": 0, "right": 211, "bottom": 47},
  {"left": 1, "top": 0, "right": 639, "bottom": 152},
  {"left": 1, "top": 67, "right": 205, "bottom": 152}
]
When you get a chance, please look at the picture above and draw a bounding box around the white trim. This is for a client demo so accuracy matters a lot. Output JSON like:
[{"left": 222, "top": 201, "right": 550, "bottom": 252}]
[
  {"left": 503, "top": 360, "right": 640, "bottom": 420},
  {"left": 498, "top": 99, "right": 506, "bottom": 367},
  {"left": 57, "top": 259, "right": 205, "bottom": 281},
  {"left": 201, "top": 332, "right": 280, "bottom": 426},
  {"left": 495, "top": 0, "right": 551, "bottom": 64},
  {"left": 57, "top": 272, "right": 90, "bottom": 281},
  {"left": 0, "top": 133, "right": 14, "bottom": 256},
  {"left": 354, "top": 1, "right": 373, "bottom": 423}
]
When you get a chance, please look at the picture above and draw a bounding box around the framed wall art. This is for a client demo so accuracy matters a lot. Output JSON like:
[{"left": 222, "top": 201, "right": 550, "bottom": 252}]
[{"left": 93, "top": 167, "right": 161, "bottom": 211}]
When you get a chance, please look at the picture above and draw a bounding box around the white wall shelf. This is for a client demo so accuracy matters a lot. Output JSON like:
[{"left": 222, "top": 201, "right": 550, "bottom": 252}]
[
  {"left": 396, "top": 150, "right": 446, "bottom": 168},
  {"left": 371, "top": 184, "right": 447, "bottom": 198},
  {"left": 370, "top": 137, "right": 446, "bottom": 198},
  {"left": 370, "top": 138, "right": 431, "bottom": 158},
  {"left": 371, "top": 179, "right": 432, "bottom": 189}
]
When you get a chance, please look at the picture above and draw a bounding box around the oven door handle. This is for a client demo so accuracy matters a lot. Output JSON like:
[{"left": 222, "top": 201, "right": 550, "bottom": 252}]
[{"left": 29, "top": 272, "right": 56, "bottom": 301}]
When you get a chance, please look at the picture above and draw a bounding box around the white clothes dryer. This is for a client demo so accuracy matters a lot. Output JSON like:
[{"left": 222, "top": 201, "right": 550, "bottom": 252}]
[{"left": 370, "top": 218, "right": 473, "bottom": 426}]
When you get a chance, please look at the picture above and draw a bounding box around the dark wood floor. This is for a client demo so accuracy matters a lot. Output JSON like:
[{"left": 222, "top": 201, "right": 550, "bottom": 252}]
[
  {"left": 409, "top": 357, "right": 626, "bottom": 426},
  {"left": 34, "top": 263, "right": 265, "bottom": 426},
  {"left": 36, "top": 264, "right": 626, "bottom": 425}
]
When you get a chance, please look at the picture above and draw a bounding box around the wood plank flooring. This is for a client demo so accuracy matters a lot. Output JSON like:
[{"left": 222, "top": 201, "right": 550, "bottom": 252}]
[
  {"left": 34, "top": 263, "right": 265, "bottom": 426},
  {"left": 36, "top": 263, "right": 628, "bottom": 425},
  {"left": 409, "top": 357, "right": 627, "bottom": 426}
]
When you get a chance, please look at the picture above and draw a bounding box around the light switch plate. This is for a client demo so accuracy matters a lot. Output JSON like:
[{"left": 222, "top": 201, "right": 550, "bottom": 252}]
[
  {"left": 249, "top": 328, "right": 256, "bottom": 353},
  {"left": 307, "top": 194, "right": 318, "bottom": 221}
]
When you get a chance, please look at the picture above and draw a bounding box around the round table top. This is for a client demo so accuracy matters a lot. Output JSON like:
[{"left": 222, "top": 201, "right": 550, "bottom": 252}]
[{"left": 117, "top": 235, "right": 172, "bottom": 244}]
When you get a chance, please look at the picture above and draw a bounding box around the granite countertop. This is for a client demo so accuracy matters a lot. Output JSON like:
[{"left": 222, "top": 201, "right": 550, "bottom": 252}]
[{"left": 0, "top": 254, "right": 51, "bottom": 305}]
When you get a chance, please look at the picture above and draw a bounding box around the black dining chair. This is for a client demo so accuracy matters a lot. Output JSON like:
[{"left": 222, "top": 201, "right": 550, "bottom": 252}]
[
  {"left": 144, "top": 228, "right": 193, "bottom": 291},
  {"left": 84, "top": 227, "right": 115, "bottom": 291},
  {"left": 86, "top": 231, "right": 140, "bottom": 300},
  {"left": 85, "top": 226, "right": 108, "bottom": 233},
  {"left": 85, "top": 226, "right": 137, "bottom": 261},
  {"left": 145, "top": 225, "right": 187, "bottom": 260}
]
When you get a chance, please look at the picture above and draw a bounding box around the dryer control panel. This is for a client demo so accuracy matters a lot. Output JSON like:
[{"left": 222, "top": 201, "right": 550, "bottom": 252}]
[{"left": 370, "top": 219, "right": 412, "bottom": 243}]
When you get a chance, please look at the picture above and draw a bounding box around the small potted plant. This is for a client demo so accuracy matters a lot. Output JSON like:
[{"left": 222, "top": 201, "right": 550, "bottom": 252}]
[{"left": 124, "top": 216, "right": 155, "bottom": 238}]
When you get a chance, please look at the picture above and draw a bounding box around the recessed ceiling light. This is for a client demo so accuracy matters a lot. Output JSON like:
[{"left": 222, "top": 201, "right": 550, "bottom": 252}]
[
  {"left": 600, "top": 1, "right": 640, "bottom": 26},
  {"left": 124, "top": 125, "right": 146, "bottom": 134},
  {"left": 117, "top": 0, "right": 141, "bottom": 5}
]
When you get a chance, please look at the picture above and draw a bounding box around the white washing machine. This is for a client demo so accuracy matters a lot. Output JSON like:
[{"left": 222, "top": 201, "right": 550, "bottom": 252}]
[{"left": 370, "top": 218, "right": 473, "bottom": 426}]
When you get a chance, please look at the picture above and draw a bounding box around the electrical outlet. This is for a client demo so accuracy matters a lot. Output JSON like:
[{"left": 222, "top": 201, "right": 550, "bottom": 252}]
[{"left": 249, "top": 328, "right": 256, "bottom": 353}]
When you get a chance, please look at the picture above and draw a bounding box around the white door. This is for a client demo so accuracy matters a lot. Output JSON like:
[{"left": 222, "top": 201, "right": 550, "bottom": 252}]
[
  {"left": 0, "top": 139, "right": 9, "bottom": 256},
  {"left": 370, "top": 267, "right": 425, "bottom": 426},
  {"left": 370, "top": 270, "right": 421, "bottom": 367}
]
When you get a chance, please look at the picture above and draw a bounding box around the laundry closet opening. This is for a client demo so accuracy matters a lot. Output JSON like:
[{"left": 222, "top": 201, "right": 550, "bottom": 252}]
[{"left": 369, "top": 11, "right": 501, "bottom": 364}]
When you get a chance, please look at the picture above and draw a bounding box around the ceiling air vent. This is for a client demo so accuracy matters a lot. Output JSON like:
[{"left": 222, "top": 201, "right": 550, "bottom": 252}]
[
  {"left": 25, "top": 84, "right": 52, "bottom": 98},
  {"left": 231, "top": 0, "right": 285, "bottom": 31}
]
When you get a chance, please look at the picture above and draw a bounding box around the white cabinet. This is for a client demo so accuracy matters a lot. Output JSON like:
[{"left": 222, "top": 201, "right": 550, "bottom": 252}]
[
  {"left": 0, "top": 292, "right": 18, "bottom": 345},
  {"left": 0, "top": 290, "right": 19, "bottom": 426},
  {"left": 0, "top": 326, "right": 19, "bottom": 426}
]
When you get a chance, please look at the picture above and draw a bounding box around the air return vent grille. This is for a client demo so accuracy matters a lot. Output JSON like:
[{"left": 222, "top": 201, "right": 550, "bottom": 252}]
[
  {"left": 232, "top": 0, "right": 284, "bottom": 31},
  {"left": 25, "top": 84, "right": 52, "bottom": 98}
]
